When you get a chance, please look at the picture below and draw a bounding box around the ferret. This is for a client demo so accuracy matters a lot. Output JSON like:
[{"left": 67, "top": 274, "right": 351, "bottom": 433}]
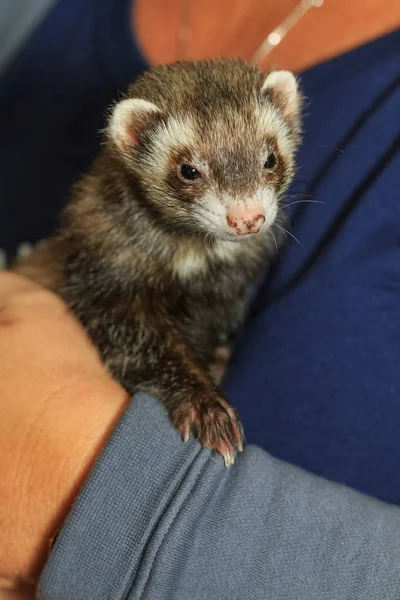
[{"left": 14, "top": 59, "right": 302, "bottom": 466}]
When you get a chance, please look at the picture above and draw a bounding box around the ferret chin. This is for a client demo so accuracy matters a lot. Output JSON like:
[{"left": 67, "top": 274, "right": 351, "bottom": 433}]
[{"left": 14, "top": 59, "right": 302, "bottom": 466}]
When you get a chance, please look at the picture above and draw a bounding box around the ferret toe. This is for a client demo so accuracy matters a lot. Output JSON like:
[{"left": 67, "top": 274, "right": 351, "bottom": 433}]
[{"left": 172, "top": 395, "right": 243, "bottom": 467}]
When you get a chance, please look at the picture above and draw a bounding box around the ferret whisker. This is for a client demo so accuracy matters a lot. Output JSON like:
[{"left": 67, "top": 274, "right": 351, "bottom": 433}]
[
  {"left": 188, "top": 208, "right": 216, "bottom": 230},
  {"left": 275, "top": 222, "right": 303, "bottom": 247},
  {"left": 284, "top": 192, "right": 313, "bottom": 199},
  {"left": 270, "top": 230, "right": 279, "bottom": 254},
  {"left": 282, "top": 199, "right": 324, "bottom": 208},
  {"left": 200, "top": 205, "right": 221, "bottom": 219}
]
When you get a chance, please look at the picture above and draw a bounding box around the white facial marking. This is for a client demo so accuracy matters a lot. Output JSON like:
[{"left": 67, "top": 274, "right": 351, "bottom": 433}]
[
  {"left": 222, "top": 189, "right": 278, "bottom": 229},
  {"left": 256, "top": 103, "right": 295, "bottom": 157},
  {"left": 194, "top": 188, "right": 278, "bottom": 240},
  {"left": 147, "top": 117, "right": 197, "bottom": 171}
]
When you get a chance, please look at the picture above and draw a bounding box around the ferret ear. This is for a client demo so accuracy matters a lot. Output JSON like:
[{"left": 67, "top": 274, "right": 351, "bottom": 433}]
[
  {"left": 108, "top": 98, "right": 162, "bottom": 152},
  {"left": 261, "top": 70, "right": 300, "bottom": 121}
]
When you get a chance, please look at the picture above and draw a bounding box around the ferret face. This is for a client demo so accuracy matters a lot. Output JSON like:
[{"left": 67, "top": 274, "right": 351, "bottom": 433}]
[{"left": 109, "top": 60, "right": 302, "bottom": 242}]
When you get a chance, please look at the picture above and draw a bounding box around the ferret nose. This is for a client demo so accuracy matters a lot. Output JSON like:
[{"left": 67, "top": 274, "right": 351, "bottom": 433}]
[{"left": 226, "top": 211, "right": 265, "bottom": 235}]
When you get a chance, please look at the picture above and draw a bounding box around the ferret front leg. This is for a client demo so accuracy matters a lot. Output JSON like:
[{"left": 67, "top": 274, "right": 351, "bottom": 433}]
[
  {"left": 208, "top": 345, "right": 232, "bottom": 386},
  {"left": 157, "top": 343, "right": 243, "bottom": 466},
  {"left": 107, "top": 338, "right": 243, "bottom": 467}
]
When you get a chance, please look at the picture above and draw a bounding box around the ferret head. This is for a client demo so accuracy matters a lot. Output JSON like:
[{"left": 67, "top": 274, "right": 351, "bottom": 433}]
[{"left": 107, "top": 60, "right": 302, "bottom": 242}]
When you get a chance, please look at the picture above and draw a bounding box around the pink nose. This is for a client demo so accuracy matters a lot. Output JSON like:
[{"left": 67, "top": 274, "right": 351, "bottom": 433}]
[{"left": 226, "top": 211, "right": 265, "bottom": 235}]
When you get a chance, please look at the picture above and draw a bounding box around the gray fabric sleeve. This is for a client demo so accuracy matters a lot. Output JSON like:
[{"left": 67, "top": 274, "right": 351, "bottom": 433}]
[
  {"left": 37, "top": 394, "right": 400, "bottom": 600},
  {"left": 0, "top": 0, "right": 56, "bottom": 74}
]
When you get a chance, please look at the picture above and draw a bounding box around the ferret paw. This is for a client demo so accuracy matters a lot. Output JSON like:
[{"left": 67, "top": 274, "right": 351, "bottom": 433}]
[{"left": 173, "top": 395, "right": 243, "bottom": 467}]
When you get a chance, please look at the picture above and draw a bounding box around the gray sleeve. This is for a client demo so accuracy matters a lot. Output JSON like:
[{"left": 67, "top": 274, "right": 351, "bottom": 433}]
[
  {"left": 0, "top": 0, "right": 56, "bottom": 75},
  {"left": 37, "top": 393, "right": 400, "bottom": 600}
]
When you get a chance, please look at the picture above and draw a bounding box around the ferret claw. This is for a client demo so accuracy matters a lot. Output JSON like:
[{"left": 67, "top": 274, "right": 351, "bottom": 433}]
[
  {"left": 173, "top": 395, "right": 243, "bottom": 467},
  {"left": 223, "top": 451, "right": 232, "bottom": 468},
  {"left": 182, "top": 426, "right": 190, "bottom": 443}
]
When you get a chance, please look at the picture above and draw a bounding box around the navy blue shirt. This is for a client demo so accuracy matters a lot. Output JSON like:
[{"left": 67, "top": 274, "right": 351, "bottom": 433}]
[
  {"left": 0, "top": 0, "right": 146, "bottom": 254},
  {"left": 224, "top": 30, "right": 400, "bottom": 503},
  {"left": 1, "top": 1, "right": 399, "bottom": 502}
]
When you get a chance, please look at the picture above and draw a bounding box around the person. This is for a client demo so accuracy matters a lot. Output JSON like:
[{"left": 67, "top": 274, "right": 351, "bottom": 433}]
[
  {"left": 2, "top": 271, "right": 400, "bottom": 600},
  {"left": 0, "top": 0, "right": 399, "bottom": 598}
]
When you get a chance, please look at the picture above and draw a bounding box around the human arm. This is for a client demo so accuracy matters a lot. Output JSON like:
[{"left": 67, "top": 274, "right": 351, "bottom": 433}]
[
  {"left": 38, "top": 393, "right": 400, "bottom": 600},
  {"left": 0, "top": 272, "right": 129, "bottom": 598},
  {"left": 134, "top": 0, "right": 400, "bottom": 71},
  {"left": 1, "top": 273, "right": 400, "bottom": 599},
  {"left": 0, "top": 0, "right": 56, "bottom": 74}
]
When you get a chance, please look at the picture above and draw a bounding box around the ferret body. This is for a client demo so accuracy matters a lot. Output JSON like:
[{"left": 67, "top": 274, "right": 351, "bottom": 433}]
[{"left": 15, "top": 59, "right": 302, "bottom": 465}]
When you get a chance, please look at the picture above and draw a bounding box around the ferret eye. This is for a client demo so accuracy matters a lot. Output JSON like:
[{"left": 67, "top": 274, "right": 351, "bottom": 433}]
[
  {"left": 178, "top": 163, "right": 201, "bottom": 181},
  {"left": 264, "top": 153, "right": 277, "bottom": 170}
]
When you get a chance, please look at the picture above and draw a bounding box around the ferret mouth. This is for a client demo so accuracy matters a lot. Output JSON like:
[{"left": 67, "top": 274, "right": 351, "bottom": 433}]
[
  {"left": 195, "top": 203, "right": 277, "bottom": 242},
  {"left": 197, "top": 220, "right": 270, "bottom": 243},
  {"left": 193, "top": 206, "right": 274, "bottom": 243},
  {"left": 210, "top": 228, "right": 265, "bottom": 243}
]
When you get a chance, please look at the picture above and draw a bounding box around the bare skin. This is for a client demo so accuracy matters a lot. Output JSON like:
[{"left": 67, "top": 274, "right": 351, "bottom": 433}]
[
  {"left": 0, "top": 273, "right": 129, "bottom": 599},
  {"left": 1, "top": 3, "right": 399, "bottom": 597},
  {"left": 133, "top": 0, "right": 400, "bottom": 72}
]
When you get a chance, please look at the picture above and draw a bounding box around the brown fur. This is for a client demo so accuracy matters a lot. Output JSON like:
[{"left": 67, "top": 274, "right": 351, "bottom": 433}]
[{"left": 14, "top": 59, "right": 302, "bottom": 465}]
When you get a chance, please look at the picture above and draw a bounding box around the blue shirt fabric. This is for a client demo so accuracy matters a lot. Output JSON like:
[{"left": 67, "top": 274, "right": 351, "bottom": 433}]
[
  {"left": 223, "top": 29, "right": 400, "bottom": 504},
  {"left": 1, "top": 0, "right": 399, "bottom": 503},
  {"left": 0, "top": 0, "right": 146, "bottom": 255}
]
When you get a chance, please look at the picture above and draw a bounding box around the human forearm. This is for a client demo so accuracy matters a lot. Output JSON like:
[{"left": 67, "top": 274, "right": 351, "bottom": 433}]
[
  {"left": 39, "top": 393, "right": 400, "bottom": 600},
  {"left": 0, "top": 273, "right": 129, "bottom": 589},
  {"left": 2, "top": 273, "right": 400, "bottom": 600}
]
